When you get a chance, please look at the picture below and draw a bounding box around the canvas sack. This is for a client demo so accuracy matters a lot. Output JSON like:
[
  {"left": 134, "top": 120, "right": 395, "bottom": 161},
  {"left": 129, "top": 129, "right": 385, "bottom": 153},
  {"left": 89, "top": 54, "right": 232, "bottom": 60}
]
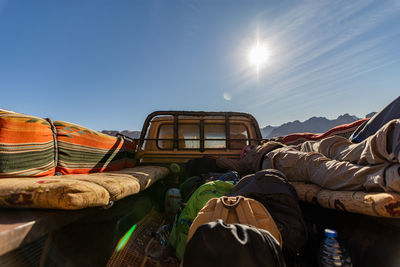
[
  {"left": 187, "top": 195, "right": 282, "bottom": 247},
  {"left": 183, "top": 220, "right": 286, "bottom": 267}
]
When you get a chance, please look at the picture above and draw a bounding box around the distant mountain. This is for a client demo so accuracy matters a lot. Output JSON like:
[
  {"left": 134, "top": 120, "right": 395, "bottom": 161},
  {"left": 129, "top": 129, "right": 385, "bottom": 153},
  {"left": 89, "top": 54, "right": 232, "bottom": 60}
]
[
  {"left": 365, "top": 112, "right": 376, "bottom": 118},
  {"left": 261, "top": 113, "right": 373, "bottom": 139},
  {"left": 102, "top": 112, "right": 375, "bottom": 140},
  {"left": 102, "top": 130, "right": 141, "bottom": 139}
]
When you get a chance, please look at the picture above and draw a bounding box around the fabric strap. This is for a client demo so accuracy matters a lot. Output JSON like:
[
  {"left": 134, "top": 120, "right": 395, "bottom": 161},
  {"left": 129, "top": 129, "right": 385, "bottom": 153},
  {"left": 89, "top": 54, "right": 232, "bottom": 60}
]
[{"left": 45, "top": 118, "right": 58, "bottom": 172}]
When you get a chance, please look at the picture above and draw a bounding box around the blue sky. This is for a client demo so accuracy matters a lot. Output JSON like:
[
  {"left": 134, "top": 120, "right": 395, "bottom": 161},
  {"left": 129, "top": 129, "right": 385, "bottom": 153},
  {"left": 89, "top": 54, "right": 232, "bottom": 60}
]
[{"left": 1, "top": 0, "right": 399, "bottom": 130}]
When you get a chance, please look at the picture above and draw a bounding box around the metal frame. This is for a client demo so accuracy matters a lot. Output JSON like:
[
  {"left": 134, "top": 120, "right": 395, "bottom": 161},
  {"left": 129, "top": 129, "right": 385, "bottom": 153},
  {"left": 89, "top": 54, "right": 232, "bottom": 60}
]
[{"left": 138, "top": 111, "right": 263, "bottom": 150}]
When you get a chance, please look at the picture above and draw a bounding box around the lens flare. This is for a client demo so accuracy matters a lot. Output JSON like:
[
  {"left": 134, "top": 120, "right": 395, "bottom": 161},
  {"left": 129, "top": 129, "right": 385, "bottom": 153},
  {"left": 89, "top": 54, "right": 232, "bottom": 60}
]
[
  {"left": 223, "top": 92, "right": 232, "bottom": 101},
  {"left": 115, "top": 224, "right": 137, "bottom": 252}
]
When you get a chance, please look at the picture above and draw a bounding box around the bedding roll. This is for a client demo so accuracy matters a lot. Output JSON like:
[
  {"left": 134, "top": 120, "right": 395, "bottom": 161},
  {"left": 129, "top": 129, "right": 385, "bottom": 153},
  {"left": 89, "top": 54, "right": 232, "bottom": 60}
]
[
  {"left": 54, "top": 121, "right": 136, "bottom": 174},
  {"left": 0, "top": 109, "right": 55, "bottom": 177}
]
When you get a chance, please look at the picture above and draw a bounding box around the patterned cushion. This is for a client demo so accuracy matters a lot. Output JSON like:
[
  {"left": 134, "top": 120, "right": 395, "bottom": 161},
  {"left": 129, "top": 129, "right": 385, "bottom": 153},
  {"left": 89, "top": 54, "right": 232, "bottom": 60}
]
[
  {"left": 292, "top": 182, "right": 400, "bottom": 218},
  {"left": 54, "top": 121, "right": 136, "bottom": 174},
  {"left": 61, "top": 166, "right": 169, "bottom": 201},
  {"left": 0, "top": 109, "right": 55, "bottom": 177},
  {"left": 0, "top": 178, "right": 110, "bottom": 209},
  {"left": 0, "top": 166, "right": 168, "bottom": 209}
]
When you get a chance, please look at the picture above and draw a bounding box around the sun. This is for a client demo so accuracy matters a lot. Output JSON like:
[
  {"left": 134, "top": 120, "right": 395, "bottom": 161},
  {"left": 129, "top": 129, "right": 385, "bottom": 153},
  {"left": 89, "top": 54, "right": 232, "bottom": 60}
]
[{"left": 248, "top": 42, "right": 269, "bottom": 72}]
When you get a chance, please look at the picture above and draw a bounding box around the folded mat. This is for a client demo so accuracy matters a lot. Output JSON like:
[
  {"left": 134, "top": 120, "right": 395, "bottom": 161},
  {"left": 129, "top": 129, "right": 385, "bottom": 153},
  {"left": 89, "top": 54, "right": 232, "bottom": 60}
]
[
  {"left": 0, "top": 178, "right": 110, "bottom": 209},
  {"left": 0, "top": 166, "right": 169, "bottom": 209},
  {"left": 61, "top": 166, "right": 169, "bottom": 201},
  {"left": 292, "top": 182, "right": 400, "bottom": 218},
  {"left": 0, "top": 109, "right": 55, "bottom": 177}
]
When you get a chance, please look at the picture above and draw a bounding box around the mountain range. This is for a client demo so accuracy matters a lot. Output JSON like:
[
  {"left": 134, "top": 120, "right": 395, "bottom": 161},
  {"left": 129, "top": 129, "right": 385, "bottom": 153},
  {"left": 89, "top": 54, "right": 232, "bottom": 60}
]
[
  {"left": 101, "top": 130, "right": 141, "bottom": 139},
  {"left": 102, "top": 112, "right": 376, "bottom": 139},
  {"left": 261, "top": 112, "right": 375, "bottom": 139}
]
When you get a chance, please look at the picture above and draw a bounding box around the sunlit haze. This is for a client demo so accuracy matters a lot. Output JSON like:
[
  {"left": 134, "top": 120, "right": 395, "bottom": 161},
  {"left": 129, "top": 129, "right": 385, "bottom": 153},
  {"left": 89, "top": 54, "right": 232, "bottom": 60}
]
[{"left": 248, "top": 43, "right": 269, "bottom": 72}]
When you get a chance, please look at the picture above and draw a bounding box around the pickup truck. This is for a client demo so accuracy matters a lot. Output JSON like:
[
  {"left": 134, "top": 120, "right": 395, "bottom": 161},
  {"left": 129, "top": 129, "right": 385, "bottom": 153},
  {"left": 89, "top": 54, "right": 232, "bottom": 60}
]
[{"left": 1, "top": 110, "right": 399, "bottom": 266}]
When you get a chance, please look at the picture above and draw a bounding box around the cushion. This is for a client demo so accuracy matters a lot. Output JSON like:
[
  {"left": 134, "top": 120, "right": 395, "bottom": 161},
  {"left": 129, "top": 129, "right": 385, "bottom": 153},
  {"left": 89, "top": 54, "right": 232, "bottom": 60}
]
[
  {"left": 54, "top": 121, "right": 136, "bottom": 174},
  {"left": 61, "top": 166, "right": 169, "bottom": 201},
  {"left": 292, "top": 182, "right": 400, "bottom": 218},
  {"left": 0, "top": 109, "right": 55, "bottom": 177},
  {"left": 0, "top": 178, "right": 110, "bottom": 209},
  {"left": 0, "top": 166, "right": 168, "bottom": 210},
  {"left": 110, "top": 166, "right": 169, "bottom": 191}
]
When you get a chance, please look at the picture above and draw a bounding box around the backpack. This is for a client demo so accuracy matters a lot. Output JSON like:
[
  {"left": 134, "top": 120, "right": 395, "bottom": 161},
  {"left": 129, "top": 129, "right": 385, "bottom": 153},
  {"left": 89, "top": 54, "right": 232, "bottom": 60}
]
[
  {"left": 183, "top": 220, "right": 286, "bottom": 267},
  {"left": 179, "top": 171, "right": 240, "bottom": 202},
  {"left": 169, "top": 180, "right": 234, "bottom": 259},
  {"left": 230, "top": 169, "right": 308, "bottom": 258},
  {"left": 187, "top": 196, "right": 282, "bottom": 247}
]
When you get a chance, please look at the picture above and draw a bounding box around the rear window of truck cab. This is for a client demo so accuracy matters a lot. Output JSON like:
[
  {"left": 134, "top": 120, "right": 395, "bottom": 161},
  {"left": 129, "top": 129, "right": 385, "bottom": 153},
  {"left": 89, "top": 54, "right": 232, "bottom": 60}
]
[{"left": 156, "top": 122, "right": 250, "bottom": 150}]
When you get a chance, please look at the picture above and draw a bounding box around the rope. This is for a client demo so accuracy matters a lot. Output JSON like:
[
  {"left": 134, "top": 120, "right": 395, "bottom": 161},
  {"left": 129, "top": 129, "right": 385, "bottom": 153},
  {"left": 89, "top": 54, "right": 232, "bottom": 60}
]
[{"left": 45, "top": 118, "right": 59, "bottom": 174}]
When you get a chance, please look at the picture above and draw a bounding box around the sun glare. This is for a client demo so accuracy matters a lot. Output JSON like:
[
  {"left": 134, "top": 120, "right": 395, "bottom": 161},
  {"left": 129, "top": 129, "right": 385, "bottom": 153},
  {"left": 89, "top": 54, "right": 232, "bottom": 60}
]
[{"left": 248, "top": 43, "right": 269, "bottom": 72}]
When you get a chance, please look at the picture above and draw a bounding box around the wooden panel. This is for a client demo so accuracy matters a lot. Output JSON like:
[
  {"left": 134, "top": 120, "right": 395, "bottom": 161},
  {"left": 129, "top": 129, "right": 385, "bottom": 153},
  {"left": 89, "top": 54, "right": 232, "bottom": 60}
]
[{"left": 0, "top": 208, "right": 96, "bottom": 256}]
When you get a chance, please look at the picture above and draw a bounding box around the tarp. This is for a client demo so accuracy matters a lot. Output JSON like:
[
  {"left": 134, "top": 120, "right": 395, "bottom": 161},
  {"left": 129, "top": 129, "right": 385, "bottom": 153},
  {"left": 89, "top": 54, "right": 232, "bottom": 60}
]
[{"left": 351, "top": 96, "right": 400, "bottom": 143}]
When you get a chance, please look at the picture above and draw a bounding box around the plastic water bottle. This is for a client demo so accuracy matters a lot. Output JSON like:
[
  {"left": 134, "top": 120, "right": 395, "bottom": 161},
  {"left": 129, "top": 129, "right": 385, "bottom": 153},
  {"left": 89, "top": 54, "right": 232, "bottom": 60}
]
[{"left": 318, "top": 229, "right": 352, "bottom": 267}]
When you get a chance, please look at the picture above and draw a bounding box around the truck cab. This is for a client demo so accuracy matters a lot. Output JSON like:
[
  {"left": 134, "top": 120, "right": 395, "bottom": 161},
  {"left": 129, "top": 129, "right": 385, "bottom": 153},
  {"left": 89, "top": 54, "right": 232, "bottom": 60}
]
[{"left": 136, "top": 111, "right": 262, "bottom": 164}]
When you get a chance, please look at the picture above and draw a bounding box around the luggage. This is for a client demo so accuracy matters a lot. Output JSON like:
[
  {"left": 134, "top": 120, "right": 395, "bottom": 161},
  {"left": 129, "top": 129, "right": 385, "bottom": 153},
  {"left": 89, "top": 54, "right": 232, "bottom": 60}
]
[
  {"left": 230, "top": 169, "right": 308, "bottom": 257},
  {"left": 183, "top": 220, "right": 286, "bottom": 267},
  {"left": 179, "top": 176, "right": 207, "bottom": 202},
  {"left": 179, "top": 171, "right": 239, "bottom": 202},
  {"left": 216, "top": 141, "right": 284, "bottom": 175},
  {"left": 184, "top": 157, "right": 226, "bottom": 178},
  {"left": 187, "top": 196, "right": 282, "bottom": 246},
  {"left": 169, "top": 180, "right": 234, "bottom": 259}
]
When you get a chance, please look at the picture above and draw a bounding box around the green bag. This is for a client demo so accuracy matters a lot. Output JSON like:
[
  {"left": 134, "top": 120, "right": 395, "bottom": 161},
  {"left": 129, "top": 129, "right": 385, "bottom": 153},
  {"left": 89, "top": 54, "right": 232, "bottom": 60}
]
[{"left": 169, "top": 180, "right": 234, "bottom": 259}]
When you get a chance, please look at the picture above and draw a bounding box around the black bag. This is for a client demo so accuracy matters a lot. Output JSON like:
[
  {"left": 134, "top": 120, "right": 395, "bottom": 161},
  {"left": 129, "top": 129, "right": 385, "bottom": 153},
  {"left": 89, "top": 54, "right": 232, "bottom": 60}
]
[
  {"left": 230, "top": 169, "right": 308, "bottom": 259},
  {"left": 179, "top": 176, "right": 206, "bottom": 202},
  {"left": 183, "top": 219, "right": 286, "bottom": 267},
  {"left": 184, "top": 157, "right": 226, "bottom": 178}
]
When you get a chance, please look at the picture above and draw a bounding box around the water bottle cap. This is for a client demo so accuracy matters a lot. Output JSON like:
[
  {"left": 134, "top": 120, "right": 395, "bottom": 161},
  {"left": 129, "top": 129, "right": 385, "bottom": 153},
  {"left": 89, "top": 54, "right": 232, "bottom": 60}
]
[{"left": 324, "top": 229, "right": 337, "bottom": 238}]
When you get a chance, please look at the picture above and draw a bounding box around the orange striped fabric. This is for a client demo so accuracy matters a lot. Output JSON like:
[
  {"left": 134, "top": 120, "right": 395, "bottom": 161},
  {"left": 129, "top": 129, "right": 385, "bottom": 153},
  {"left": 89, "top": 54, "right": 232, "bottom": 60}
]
[
  {"left": 54, "top": 121, "right": 136, "bottom": 174},
  {"left": 0, "top": 109, "right": 55, "bottom": 177}
]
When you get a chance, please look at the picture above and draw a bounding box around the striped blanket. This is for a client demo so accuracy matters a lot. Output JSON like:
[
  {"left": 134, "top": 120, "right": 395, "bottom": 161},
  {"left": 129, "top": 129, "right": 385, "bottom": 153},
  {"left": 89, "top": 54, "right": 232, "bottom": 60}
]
[
  {"left": 0, "top": 109, "right": 55, "bottom": 177},
  {"left": 54, "top": 121, "right": 136, "bottom": 175},
  {"left": 281, "top": 118, "right": 369, "bottom": 145}
]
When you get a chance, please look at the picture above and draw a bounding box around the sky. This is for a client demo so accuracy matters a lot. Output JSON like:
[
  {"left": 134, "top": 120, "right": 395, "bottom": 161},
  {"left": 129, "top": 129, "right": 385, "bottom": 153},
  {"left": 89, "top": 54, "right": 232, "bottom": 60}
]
[{"left": 1, "top": 0, "right": 399, "bottom": 131}]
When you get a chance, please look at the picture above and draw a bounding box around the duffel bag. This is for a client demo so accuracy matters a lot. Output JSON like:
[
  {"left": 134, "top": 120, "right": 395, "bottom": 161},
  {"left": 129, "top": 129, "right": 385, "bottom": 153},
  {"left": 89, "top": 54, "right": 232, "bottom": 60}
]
[
  {"left": 230, "top": 169, "right": 308, "bottom": 257},
  {"left": 183, "top": 219, "right": 286, "bottom": 267},
  {"left": 187, "top": 196, "right": 282, "bottom": 247}
]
